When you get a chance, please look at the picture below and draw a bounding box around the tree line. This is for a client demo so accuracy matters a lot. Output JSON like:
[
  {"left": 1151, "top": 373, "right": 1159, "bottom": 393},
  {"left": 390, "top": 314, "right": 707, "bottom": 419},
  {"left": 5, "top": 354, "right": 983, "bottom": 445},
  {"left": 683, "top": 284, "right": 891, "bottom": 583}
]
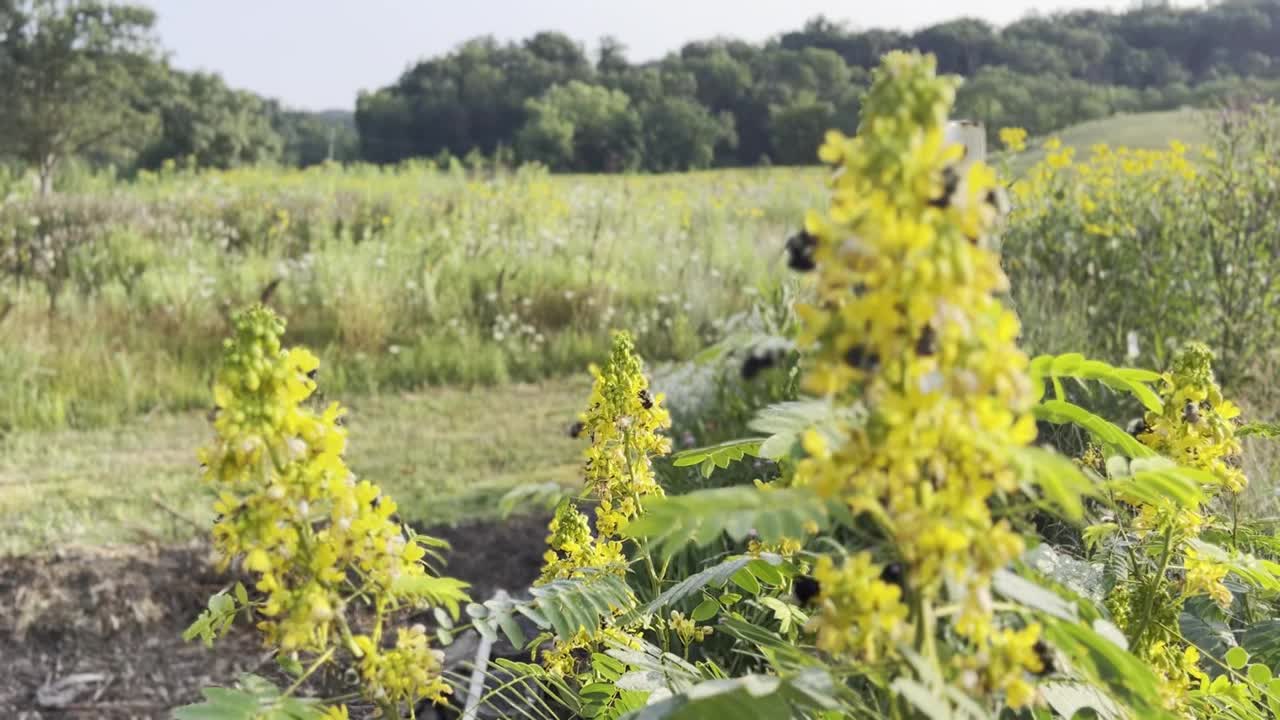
[{"left": 5, "top": 0, "right": 1280, "bottom": 188}]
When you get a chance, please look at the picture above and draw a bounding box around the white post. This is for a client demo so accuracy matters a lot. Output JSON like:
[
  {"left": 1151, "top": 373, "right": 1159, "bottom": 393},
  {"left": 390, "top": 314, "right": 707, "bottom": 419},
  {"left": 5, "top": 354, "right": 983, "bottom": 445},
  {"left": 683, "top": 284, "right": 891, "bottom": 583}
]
[
  {"left": 461, "top": 590, "right": 502, "bottom": 720},
  {"left": 945, "top": 120, "right": 987, "bottom": 175}
]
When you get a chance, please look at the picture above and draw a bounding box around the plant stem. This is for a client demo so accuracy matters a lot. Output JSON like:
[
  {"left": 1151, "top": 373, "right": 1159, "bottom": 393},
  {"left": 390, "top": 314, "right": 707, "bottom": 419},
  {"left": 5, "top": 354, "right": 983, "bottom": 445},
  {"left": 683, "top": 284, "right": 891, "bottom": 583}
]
[
  {"left": 283, "top": 647, "right": 335, "bottom": 698},
  {"left": 1131, "top": 525, "right": 1175, "bottom": 653}
]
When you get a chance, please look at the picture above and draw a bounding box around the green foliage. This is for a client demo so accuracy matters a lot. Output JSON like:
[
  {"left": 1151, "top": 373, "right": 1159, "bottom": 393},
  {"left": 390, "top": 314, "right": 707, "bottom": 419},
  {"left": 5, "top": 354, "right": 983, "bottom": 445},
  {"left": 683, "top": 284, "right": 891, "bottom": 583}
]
[
  {"left": 1006, "top": 103, "right": 1280, "bottom": 394},
  {"left": 621, "top": 486, "right": 840, "bottom": 560},
  {"left": 467, "top": 572, "right": 635, "bottom": 645},
  {"left": 620, "top": 671, "right": 838, "bottom": 720},
  {"left": 182, "top": 589, "right": 241, "bottom": 648},
  {"left": 637, "top": 554, "right": 785, "bottom": 618},
  {"left": 137, "top": 70, "right": 284, "bottom": 170},
  {"left": 172, "top": 675, "right": 327, "bottom": 720},
  {"left": 1029, "top": 352, "right": 1163, "bottom": 412},
  {"left": 671, "top": 439, "right": 762, "bottom": 479},
  {"left": 1033, "top": 400, "right": 1156, "bottom": 458},
  {"left": 0, "top": 0, "right": 159, "bottom": 192},
  {"left": 517, "top": 80, "right": 643, "bottom": 172}
]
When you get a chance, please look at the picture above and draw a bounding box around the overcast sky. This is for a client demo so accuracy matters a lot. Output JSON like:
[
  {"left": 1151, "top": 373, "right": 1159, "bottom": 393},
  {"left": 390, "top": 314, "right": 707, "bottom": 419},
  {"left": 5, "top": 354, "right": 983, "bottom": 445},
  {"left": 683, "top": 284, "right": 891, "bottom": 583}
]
[{"left": 143, "top": 1, "right": 1151, "bottom": 111}]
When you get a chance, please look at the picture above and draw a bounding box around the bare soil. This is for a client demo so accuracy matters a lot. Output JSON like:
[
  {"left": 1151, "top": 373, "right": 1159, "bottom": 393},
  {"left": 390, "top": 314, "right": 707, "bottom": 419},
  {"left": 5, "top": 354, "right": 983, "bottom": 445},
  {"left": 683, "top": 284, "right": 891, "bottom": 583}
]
[{"left": 0, "top": 514, "right": 550, "bottom": 719}]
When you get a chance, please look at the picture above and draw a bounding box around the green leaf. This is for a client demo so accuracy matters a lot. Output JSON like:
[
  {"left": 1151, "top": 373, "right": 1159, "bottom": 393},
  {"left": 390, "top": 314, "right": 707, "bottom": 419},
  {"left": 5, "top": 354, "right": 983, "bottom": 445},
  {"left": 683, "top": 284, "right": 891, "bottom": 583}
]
[
  {"left": 622, "top": 487, "right": 837, "bottom": 560},
  {"left": 747, "top": 398, "right": 867, "bottom": 460},
  {"left": 389, "top": 574, "right": 470, "bottom": 619},
  {"left": 174, "top": 677, "right": 328, "bottom": 720},
  {"left": 690, "top": 598, "right": 720, "bottom": 622},
  {"left": 529, "top": 571, "right": 635, "bottom": 641},
  {"left": 747, "top": 558, "right": 786, "bottom": 586},
  {"left": 1227, "top": 646, "right": 1250, "bottom": 670},
  {"left": 619, "top": 671, "right": 837, "bottom": 720},
  {"left": 992, "top": 569, "right": 1078, "bottom": 620},
  {"left": 1040, "top": 681, "right": 1123, "bottom": 720},
  {"left": 731, "top": 567, "right": 761, "bottom": 595},
  {"left": 1033, "top": 400, "right": 1156, "bottom": 458},
  {"left": 1180, "top": 607, "right": 1234, "bottom": 667},
  {"left": 1013, "top": 446, "right": 1098, "bottom": 521},
  {"left": 1043, "top": 618, "right": 1174, "bottom": 719},
  {"left": 671, "top": 438, "right": 764, "bottom": 478},
  {"left": 890, "top": 678, "right": 956, "bottom": 720},
  {"left": 1239, "top": 422, "right": 1280, "bottom": 438},
  {"left": 1029, "top": 353, "right": 1163, "bottom": 412},
  {"left": 499, "top": 481, "right": 574, "bottom": 518},
  {"left": 1243, "top": 620, "right": 1280, "bottom": 670},
  {"left": 1108, "top": 462, "right": 1208, "bottom": 510},
  {"left": 276, "top": 655, "right": 304, "bottom": 678},
  {"left": 183, "top": 591, "right": 239, "bottom": 648},
  {"left": 636, "top": 555, "right": 781, "bottom": 619}
]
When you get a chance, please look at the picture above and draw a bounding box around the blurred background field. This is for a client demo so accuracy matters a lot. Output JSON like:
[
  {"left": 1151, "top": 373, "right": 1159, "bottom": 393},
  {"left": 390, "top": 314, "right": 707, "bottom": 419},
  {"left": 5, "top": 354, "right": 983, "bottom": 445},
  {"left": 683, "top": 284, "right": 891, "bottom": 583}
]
[{"left": 6, "top": 105, "right": 1280, "bottom": 558}]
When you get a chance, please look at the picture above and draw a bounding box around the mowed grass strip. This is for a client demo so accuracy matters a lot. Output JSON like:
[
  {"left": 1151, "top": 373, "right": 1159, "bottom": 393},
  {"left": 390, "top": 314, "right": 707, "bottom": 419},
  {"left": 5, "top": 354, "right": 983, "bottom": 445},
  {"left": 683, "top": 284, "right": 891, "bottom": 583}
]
[{"left": 0, "top": 379, "right": 588, "bottom": 556}]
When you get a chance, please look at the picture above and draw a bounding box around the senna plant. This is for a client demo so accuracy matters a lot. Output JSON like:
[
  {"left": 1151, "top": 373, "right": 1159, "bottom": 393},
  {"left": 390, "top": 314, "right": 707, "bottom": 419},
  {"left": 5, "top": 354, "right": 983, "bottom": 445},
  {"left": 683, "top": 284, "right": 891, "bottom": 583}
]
[
  {"left": 175, "top": 52, "right": 1280, "bottom": 720},
  {"left": 501, "top": 51, "right": 1280, "bottom": 720},
  {"left": 178, "top": 306, "right": 470, "bottom": 720}
]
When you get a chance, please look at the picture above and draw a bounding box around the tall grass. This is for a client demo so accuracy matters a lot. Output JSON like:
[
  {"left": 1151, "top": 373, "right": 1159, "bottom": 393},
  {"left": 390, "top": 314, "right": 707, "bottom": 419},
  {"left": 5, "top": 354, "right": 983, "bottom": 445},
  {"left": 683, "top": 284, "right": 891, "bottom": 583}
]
[{"left": 0, "top": 163, "right": 823, "bottom": 430}]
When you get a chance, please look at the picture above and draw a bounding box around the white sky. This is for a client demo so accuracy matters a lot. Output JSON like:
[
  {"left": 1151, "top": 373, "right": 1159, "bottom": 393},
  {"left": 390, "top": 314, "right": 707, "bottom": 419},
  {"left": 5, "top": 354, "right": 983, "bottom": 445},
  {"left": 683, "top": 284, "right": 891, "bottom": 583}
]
[{"left": 143, "top": 1, "right": 1160, "bottom": 111}]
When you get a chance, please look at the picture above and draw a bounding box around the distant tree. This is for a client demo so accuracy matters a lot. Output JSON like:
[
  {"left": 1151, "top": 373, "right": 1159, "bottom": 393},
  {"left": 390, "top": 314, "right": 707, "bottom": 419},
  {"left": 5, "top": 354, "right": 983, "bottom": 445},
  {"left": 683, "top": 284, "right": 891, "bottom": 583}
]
[
  {"left": 0, "top": 0, "right": 158, "bottom": 193},
  {"left": 137, "top": 71, "right": 283, "bottom": 170},
  {"left": 768, "top": 94, "right": 836, "bottom": 165},
  {"left": 517, "top": 80, "right": 642, "bottom": 172},
  {"left": 596, "top": 35, "right": 629, "bottom": 75},
  {"left": 272, "top": 108, "right": 357, "bottom": 167},
  {"left": 640, "top": 96, "right": 735, "bottom": 172}
]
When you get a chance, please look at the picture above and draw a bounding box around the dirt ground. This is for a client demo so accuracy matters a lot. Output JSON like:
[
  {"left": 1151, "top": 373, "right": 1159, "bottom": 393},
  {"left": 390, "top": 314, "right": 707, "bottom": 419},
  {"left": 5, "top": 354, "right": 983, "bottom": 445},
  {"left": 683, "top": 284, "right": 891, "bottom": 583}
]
[{"left": 0, "top": 514, "right": 551, "bottom": 719}]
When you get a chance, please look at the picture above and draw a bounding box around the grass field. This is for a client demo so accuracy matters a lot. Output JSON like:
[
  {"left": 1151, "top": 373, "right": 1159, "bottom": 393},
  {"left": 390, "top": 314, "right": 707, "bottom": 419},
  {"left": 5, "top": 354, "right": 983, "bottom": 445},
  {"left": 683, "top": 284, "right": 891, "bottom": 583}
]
[
  {"left": 0, "top": 379, "right": 588, "bottom": 555},
  {"left": 0, "top": 107, "right": 1225, "bottom": 558},
  {"left": 1006, "top": 108, "right": 1212, "bottom": 172}
]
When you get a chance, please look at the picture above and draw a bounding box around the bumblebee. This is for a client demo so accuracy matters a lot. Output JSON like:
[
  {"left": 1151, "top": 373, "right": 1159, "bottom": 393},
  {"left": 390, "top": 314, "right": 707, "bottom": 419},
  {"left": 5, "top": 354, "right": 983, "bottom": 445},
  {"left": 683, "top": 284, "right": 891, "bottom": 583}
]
[
  {"left": 793, "top": 575, "right": 821, "bottom": 606},
  {"left": 1033, "top": 639, "right": 1055, "bottom": 676},
  {"left": 880, "top": 562, "right": 905, "bottom": 589},
  {"left": 844, "top": 344, "right": 880, "bottom": 372},
  {"left": 928, "top": 166, "right": 959, "bottom": 209},
  {"left": 915, "top": 326, "right": 938, "bottom": 357},
  {"left": 785, "top": 230, "right": 818, "bottom": 272},
  {"left": 741, "top": 349, "right": 783, "bottom": 380},
  {"left": 1183, "top": 401, "right": 1201, "bottom": 425}
]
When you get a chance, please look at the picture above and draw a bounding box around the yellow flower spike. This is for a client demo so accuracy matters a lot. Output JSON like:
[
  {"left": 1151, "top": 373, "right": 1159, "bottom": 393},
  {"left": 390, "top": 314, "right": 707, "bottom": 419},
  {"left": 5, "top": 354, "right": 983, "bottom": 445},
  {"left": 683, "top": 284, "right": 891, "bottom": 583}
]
[
  {"left": 998, "top": 127, "right": 1028, "bottom": 153},
  {"left": 534, "top": 331, "right": 668, "bottom": 674},
  {"left": 196, "top": 305, "right": 460, "bottom": 712},
  {"left": 792, "top": 51, "right": 1048, "bottom": 708}
]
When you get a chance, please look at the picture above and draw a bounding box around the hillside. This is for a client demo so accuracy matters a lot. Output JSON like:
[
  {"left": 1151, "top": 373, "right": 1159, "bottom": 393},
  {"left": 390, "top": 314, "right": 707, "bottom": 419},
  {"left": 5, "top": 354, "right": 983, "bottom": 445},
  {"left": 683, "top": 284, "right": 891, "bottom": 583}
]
[{"left": 1005, "top": 108, "right": 1213, "bottom": 173}]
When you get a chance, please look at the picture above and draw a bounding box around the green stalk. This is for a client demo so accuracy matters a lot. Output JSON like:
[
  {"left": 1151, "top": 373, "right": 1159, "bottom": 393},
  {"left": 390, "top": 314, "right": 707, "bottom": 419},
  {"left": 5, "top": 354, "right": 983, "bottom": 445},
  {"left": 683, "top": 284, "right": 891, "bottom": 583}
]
[
  {"left": 282, "top": 647, "right": 335, "bottom": 699},
  {"left": 1131, "top": 525, "right": 1175, "bottom": 653}
]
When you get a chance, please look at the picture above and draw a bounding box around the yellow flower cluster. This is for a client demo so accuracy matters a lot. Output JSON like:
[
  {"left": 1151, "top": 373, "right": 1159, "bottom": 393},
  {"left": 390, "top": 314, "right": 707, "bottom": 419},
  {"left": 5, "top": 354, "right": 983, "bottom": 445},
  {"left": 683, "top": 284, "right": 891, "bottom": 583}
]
[
  {"left": 536, "top": 330, "right": 672, "bottom": 675},
  {"left": 199, "top": 305, "right": 458, "bottom": 713},
  {"left": 540, "top": 627, "right": 644, "bottom": 677},
  {"left": 955, "top": 623, "right": 1044, "bottom": 709},
  {"left": 1013, "top": 139, "right": 1197, "bottom": 239},
  {"left": 1137, "top": 342, "right": 1244, "bottom": 494},
  {"left": 581, "top": 330, "right": 673, "bottom": 537},
  {"left": 539, "top": 499, "right": 627, "bottom": 582},
  {"left": 808, "top": 553, "right": 909, "bottom": 662},
  {"left": 669, "top": 610, "right": 714, "bottom": 647},
  {"left": 1103, "top": 344, "right": 1248, "bottom": 709},
  {"left": 792, "top": 51, "right": 1043, "bottom": 706},
  {"left": 998, "top": 127, "right": 1028, "bottom": 153},
  {"left": 353, "top": 625, "right": 451, "bottom": 708}
]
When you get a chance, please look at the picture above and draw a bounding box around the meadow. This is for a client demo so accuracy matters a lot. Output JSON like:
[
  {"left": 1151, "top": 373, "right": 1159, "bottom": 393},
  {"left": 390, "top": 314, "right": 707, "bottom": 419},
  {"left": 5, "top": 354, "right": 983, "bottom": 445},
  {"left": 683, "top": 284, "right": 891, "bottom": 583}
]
[{"left": 7, "top": 88, "right": 1280, "bottom": 719}]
